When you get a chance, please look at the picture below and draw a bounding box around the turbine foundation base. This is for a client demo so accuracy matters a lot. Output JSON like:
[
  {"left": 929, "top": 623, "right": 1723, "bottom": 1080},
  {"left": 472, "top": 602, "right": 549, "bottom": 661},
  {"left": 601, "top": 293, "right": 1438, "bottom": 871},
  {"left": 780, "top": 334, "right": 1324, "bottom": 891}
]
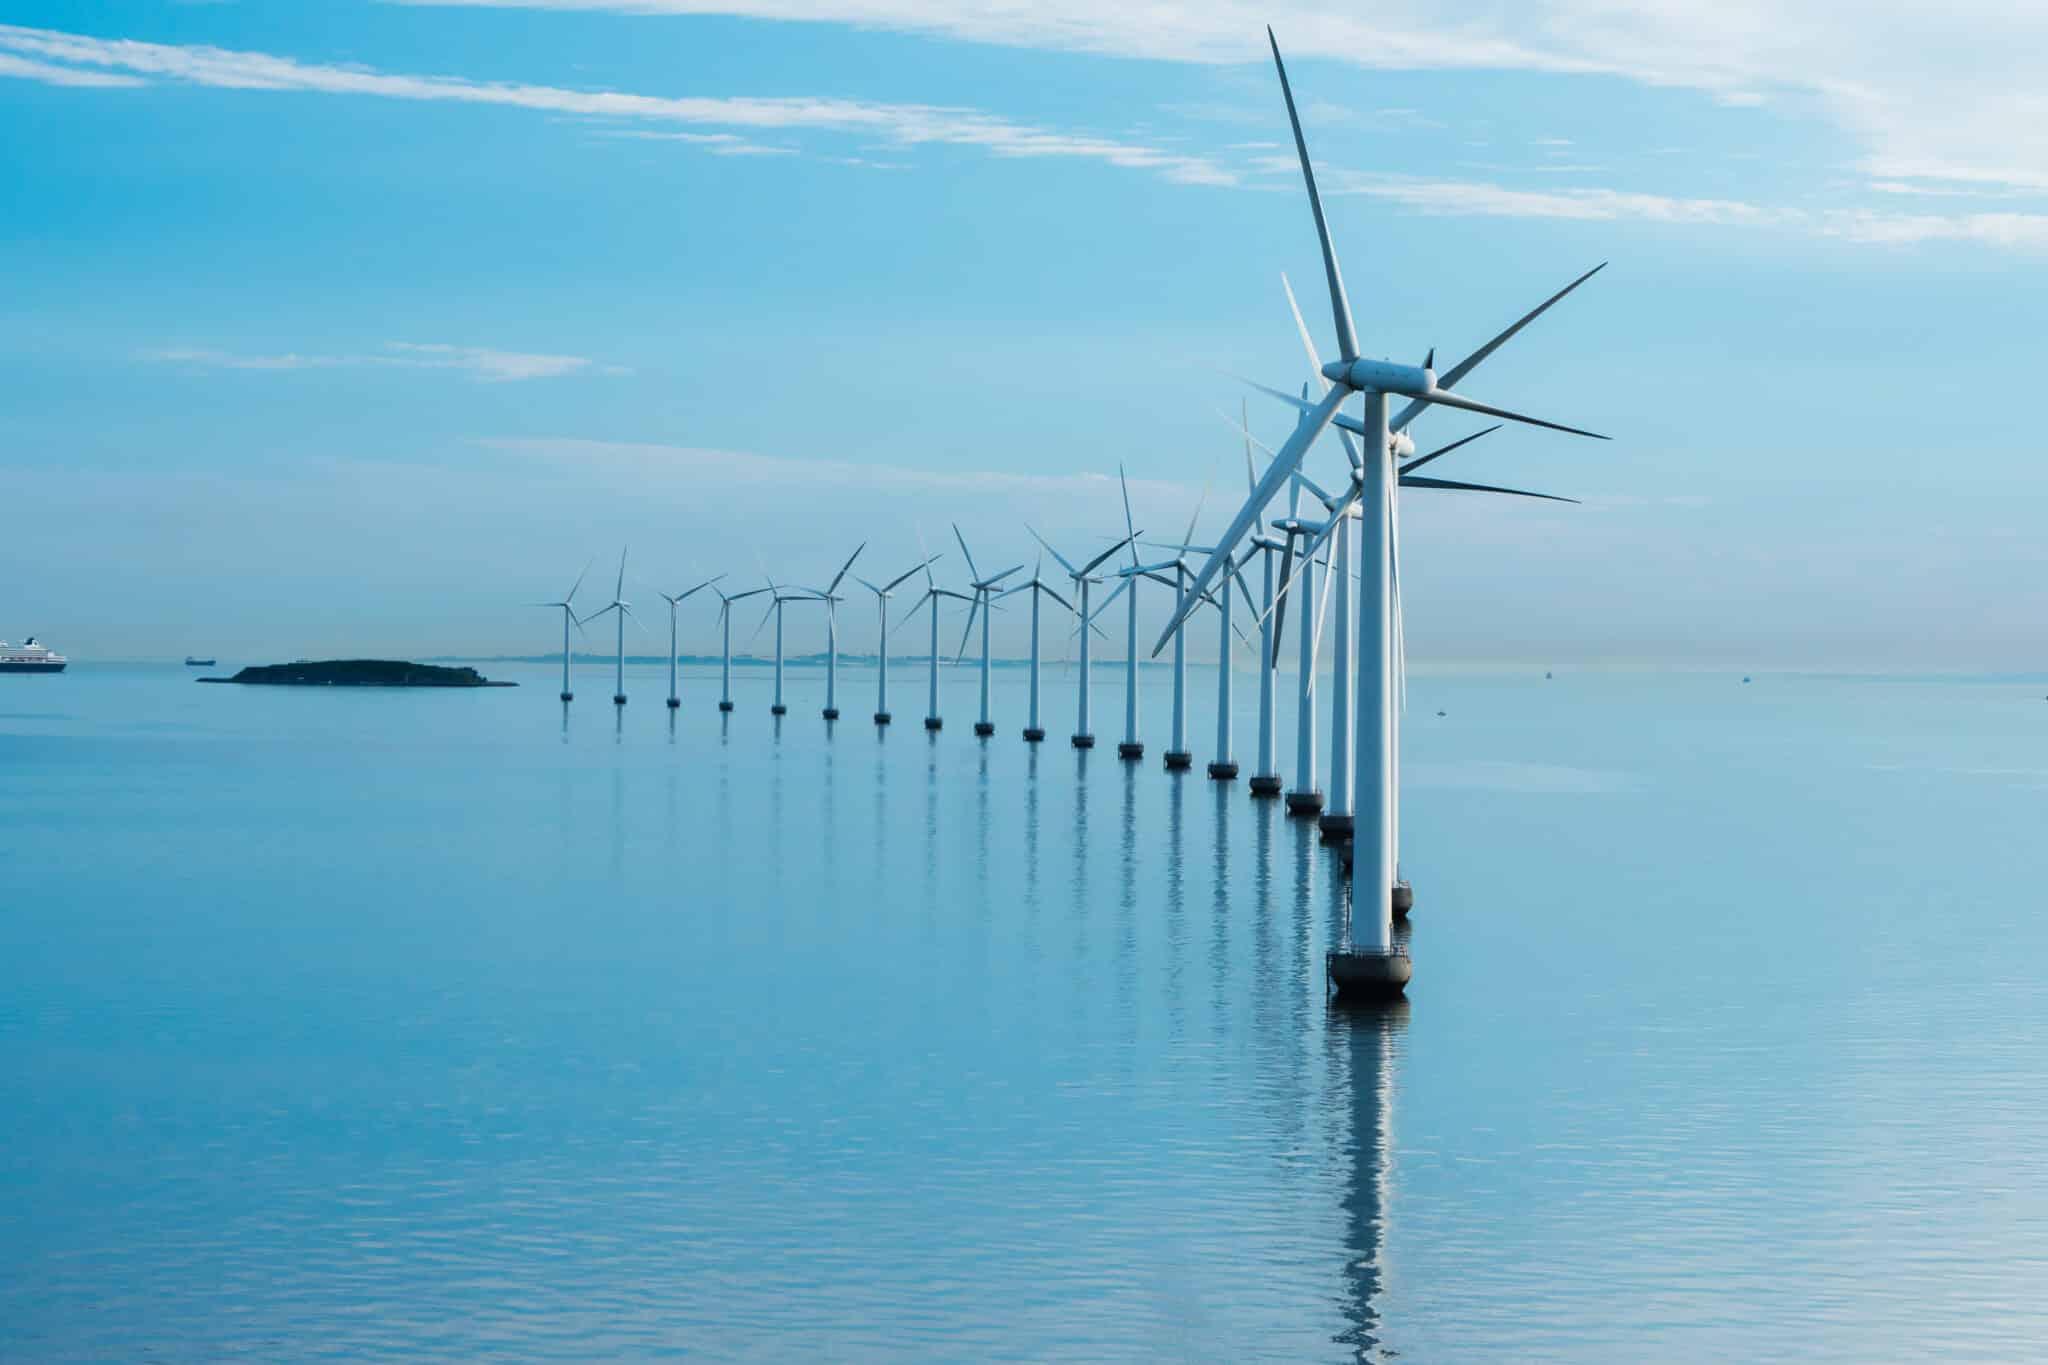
[
  {"left": 718, "top": 700, "right": 734, "bottom": 713},
  {"left": 822, "top": 707, "right": 839, "bottom": 720},
  {"left": 924, "top": 717, "right": 943, "bottom": 731},
  {"left": 1022, "top": 727, "right": 1046, "bottom": 742},
  {"left": 666, "top": 697, "right": 680, "bottom": 709},
  {"left": 1285, "top": 790, "right": 1325, "bottom": 816},
  {"left": 1327, "top": 948, "right": 1412, "bottom": 999},
  {"left": 973, "top": 721, "right": 995, "bottom": 737},
  {"left": 1392, "top": 880, "right": 1413, "bottom": 920},
  {"left": 1117, "top": 742, "right": 1144, "bottom": 760},
  {"left": 560, "top": 692, "right": 573, "bottom": 703},
  {"left": 1249, "top": 774, "right": 1284, "bottom": 797},
  {"left": 1071, "top": 734, "right": 1095, "bottom": 749},
  {"left": 1208, "top": 761, "right": 1239, "bottom": 781},
  {"left": 874, "top": 711, "right": 891, "bottom": 724},
  {"left": 1163, "top": 750, "right": 1193, "bottom": 771},
  {"left": 770, "top": 704, "right": 787, "bottom": 716},
  {"left": 1319, "top": 812, "right": 1354, "bottom": 842},
  {"left": 613, "top": 695, "right": 627, "bottom": 706}
]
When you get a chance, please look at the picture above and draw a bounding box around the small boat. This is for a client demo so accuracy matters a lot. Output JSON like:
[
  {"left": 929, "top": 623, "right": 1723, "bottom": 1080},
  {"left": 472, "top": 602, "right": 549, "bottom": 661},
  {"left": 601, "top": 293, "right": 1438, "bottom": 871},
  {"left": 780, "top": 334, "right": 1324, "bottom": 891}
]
[
  {"left": 0, "top": 637, "right": 66, "bottom": 674},
  {"left": 184, "top": 657, "right": 216, "bottom": 667}
]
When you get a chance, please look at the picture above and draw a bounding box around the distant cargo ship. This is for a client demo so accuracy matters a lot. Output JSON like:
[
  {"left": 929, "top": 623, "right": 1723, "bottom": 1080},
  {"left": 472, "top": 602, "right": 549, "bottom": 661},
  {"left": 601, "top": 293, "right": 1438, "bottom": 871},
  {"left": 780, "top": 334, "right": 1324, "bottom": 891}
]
[
  {"left": 0, "top": 638, "right": 66, "bottom": 674},
  {"left": 184, "top": 656, "right": 216, "bottom": 667}
]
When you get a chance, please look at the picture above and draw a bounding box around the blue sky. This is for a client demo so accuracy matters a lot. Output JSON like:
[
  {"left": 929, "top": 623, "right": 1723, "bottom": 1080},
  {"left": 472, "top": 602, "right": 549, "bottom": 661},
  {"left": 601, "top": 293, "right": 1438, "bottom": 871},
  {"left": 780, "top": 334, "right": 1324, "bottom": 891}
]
[{"left": 4, "top": 1, "right": 2047, "bottom": 668}]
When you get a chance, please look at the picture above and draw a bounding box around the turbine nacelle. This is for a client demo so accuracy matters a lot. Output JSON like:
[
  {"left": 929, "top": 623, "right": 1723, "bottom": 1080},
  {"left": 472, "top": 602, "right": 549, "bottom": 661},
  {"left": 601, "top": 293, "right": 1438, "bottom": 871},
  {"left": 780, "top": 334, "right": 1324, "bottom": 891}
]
[{"left": 1323, "top": 357, "right": 1434, "bottom": 396}]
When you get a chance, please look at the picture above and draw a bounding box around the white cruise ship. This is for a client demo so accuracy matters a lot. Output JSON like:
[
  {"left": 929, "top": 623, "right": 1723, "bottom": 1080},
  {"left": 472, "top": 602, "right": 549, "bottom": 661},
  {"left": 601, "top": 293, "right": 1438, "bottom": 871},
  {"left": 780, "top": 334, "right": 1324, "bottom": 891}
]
[{"left": 0, "top": 638, "right": 67, "bottom": 673}]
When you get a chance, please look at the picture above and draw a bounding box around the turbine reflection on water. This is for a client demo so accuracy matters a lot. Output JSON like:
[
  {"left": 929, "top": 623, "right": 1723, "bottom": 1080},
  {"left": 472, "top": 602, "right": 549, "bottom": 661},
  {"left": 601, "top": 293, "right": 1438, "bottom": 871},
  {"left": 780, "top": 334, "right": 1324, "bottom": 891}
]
[{"left": 1329, "top": 997, "right": 1407, "bottom": 1361}]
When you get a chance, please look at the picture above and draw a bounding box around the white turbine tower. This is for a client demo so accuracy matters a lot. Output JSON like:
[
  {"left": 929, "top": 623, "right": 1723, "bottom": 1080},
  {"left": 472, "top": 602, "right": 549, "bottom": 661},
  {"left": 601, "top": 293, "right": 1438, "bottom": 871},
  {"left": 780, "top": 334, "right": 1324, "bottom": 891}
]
[
  {"left": 530, "top": 557, "right": 592, "bottom": 703},
  {"left": 1028, "top": 525, "right": 1141, "bottom": 750},
  {"left": 996, "top": 556, "right": 1074, "bottom": 743},
  {"left": 897, "top": 560, "right": 972, "bottom": 732},
  {"left": 577, "top": 548, "right": 640, "bottom": 707},
  {"left": 709, "top": 583, "right": 769, "bottom": 712},
  {"left": 749, "top": 577, "right": 822, "bottom": 717},
  {"left": 1107, "top": 468, "right": 1147, "bottom": 761},
  {"left": 1125, "top": 482, "right": 1210, "bottom": 770},
  {"left": 854, "top": 554, "right": 939, "bottom": 725},
  {"left": 949, "top": 524, "right": 1022, "bottom": 738},
  {"left": 656, "top": 575, "right": 723, "bottom": 710},
  {"left": 1155, "top": 30, "right": 1608, "bottom": 998},
  {"left": 803, "top": 542, "right": 865, "bottom": 721}
]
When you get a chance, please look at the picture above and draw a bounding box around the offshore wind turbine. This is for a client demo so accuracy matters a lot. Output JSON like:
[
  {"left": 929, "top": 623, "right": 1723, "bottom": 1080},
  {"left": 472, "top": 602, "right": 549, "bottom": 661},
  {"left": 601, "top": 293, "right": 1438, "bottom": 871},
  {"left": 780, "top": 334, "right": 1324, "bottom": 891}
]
[
  {"left": 1125, "top": 481, "right": 1211, "bottom": 770},
  {"left": 996, "top": 556, "right": 1074, "bottom": 742},
  {"left": 709, "top": 583, "right": 770, "bottom": 712},
  {"left": 804, "top": 543, "right": 865, "bottom": 721},
  {"left": 1153, "top": 31, "right": 1607, "bottom": 997},
  {"left": 576, "top": 548, "right": 640, "bottom": 706},
  {"left": 1238, "top": 423, "right": 1291, "bottom": 798},
  {"left": 1110, "top": 468, "right": 1147, "bottom": 760},
  {"left": 853, "top": 553, "right": 938, "bottom": 724},
  {"left": 949, "top": 524, "right": 1022, "bottom": 737},
  {"left": 1028, "top": 524, "right": 1140, "bottom": 750},
  {"left": 749, "top": 577, "right": 822, "bottom": 717},
  {"left": 530, "top": 557, "right": 592, "bottom": 703},
  {"left": 897, "top": 559, "right": 972, "bottom": 731},
  {"left": 656, "top": 575, "right": 723, "bottom": 709}
]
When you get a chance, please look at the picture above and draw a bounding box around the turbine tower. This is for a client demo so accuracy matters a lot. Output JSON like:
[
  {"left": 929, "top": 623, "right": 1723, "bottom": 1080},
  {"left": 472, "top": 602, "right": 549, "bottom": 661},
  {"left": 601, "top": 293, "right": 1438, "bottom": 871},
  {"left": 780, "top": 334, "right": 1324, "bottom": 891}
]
[
  {"left": 749, "top": 577, "right": 822, "bottom": 717},
  {"left": 656, "top": 575, "right": 723, "bottom": 710},
  {"left": 950, "top": 524, "right": 1022, "bottom": 738},
  {"left": 708, "top": 583, "right": 769, "bottom": 712},
  {"left": 853, "top": 554, "right": 938, "bottom": 725},
  {"left": 997, "top": 556, "right": 1074, "bottom": 742},
  {"left": 1113, "top": 468, "right": 1147, "bottom": 760},
  {"left": 1152, "top": 30, "right": 1608, "bottom": 999},
  {"left": 530, "top": 557, "right": 591, "bottom": 703},
  {"left": 577, "top": 548, "right": 638, "bottom": 707},
  {"left": 898, "top": 560, "right": 971, "bottom": 731},
  {"left": 1125, "top": 482, "right": 1210, "bottom": 770},
  {"left": 1028, "top": 524, "right": 1140, "bottom": 750},
  {"left": 804, "top": 542, "right": 865, "bottom": 721}
]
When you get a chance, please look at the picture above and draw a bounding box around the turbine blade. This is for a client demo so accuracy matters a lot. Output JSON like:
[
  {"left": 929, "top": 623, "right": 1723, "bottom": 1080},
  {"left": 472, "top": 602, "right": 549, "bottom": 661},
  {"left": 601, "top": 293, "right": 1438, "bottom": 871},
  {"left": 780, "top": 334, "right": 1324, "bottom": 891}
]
[
  {"left": 828, "top": 542, "right": 865, "bottom": 595},
  {"left": 1043, "top": 582, "right": 1076, "bottom": 614},
  {"left": 1306, "top": 514, "right": 1341, "bottom": 685},
  {"left": 1118, "top": 463, "right": 1139, "bottom": 566},
  {"left": 1391, "top": 261, "right": 1608, "bottom": 433},
  {"left": 1280, "top": 271, "right": 1329, "bottom": 390},
  {"left": 884, "top": 556, "right": 938, "bottom": 593},
  {"left": 953, "top": 593, "right": 981, "bottom": 664},
  {"left": 565, "top": 555, "right": 594, "bottom": 605},
  {"left": 1149, "top": 384, "right": 1347, "bottom": 656},
  {"left": 1183, "top": 471, "right": 1211, "bottom": 551},
  {"left": 1399, "top": 424, "right": 1501, "bottom": 476},
  {"left": 1243, "top": 399, "right": 1259, "bottom": 494},
  {"left": 1026, "top": 525, "right": 1080, "bottom": 579},
  {"left": 1273, "top": 535, "right": 1296, "bottom": 662},
  {"left": 1400, "top": 474, "right": 1580, "bottom": 503},
  {"left": 1080, "top": 529, "right": 1142, "bottom": 577},
  {"left": 745, "top": 597, "right": 776, "bottom": 647},
  {"left": 984, "top": 563, "right": 1024, "bottom": 587},
  {"left": 1089, "top": 575, "right": 1130, "bottom": 625},
  {"left": 951, "top": 523, "right": 981, "bottom": 587},
  {"left": 615, "top": 546, "right": 627, "bottom": 601},
  {"left": 1269, "top": 27, "right": 1358, "bottom": 363},
  {"left": 1418, "top": 389, "right": 1608, "bottom": 440}
]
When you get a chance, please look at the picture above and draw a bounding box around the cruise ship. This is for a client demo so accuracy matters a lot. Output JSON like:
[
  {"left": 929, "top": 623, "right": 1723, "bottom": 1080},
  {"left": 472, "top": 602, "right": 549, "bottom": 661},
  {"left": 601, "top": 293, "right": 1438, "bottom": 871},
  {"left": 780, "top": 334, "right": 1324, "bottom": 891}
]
[{"left": 0, "top": 638, "right": 67, "bottom": 674}]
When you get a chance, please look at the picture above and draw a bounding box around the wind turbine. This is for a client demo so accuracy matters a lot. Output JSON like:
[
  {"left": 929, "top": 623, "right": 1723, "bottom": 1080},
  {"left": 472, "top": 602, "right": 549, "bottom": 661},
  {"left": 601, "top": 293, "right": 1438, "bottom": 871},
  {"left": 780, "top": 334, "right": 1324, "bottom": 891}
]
[
  {"left": 530, "top": 557, "right": 591, "bottom": 702},
  {"left": 1154, "top": 31, "right": 1607, "bottom": 996},
  {"left": 656, "top": 575, "right": 723, "bottom": 710},
  {"left": 1028, "top": 524, "right": 1141, "bottom": 749},
  {"left": 897, "top": 557, "right": 972, "bottom": 731},
  {"left": 949, "top": 524, "right": 1022, "bottom": 737},
  {"left": 853, "top": 553, "right": 937, "bottom": 724},
  {"left": 576, "top": 548, "right": 640, "bottom": 707},
  {"left": 1238, "top": 415, "right": 1291, "bottom": 799},
  {"left": 996, "top": 555, "right": 1074, "bottom": 742},
  {"left": 803, "top": 542, "right": 865, "bottom": 721},
  {"left": 1109, "top": 468, "right": 1147, "bottom": 760},
  {"left": 1124, "top": 480, "right": 1211, "bottom": 769},
  {"left": 709, "top": 583, "right": 770, "bottom": 712},
  {"left": 749, "top": 577, "right": 822, "bottom": 716}
]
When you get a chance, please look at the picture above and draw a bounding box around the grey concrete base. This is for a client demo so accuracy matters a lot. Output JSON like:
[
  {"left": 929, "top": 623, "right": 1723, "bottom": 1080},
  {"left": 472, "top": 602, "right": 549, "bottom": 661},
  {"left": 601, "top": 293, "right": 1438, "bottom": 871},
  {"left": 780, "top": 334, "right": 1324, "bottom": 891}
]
[
  {"left": 1163, "top": 750, "right": 1193, "bottom": 771},
  {"left": 667, "top": 697, "right": 681, "bottom": 709},
  {"left": 560, "top": 692, "right": 573, "bottom": 702},
  {"left": 613, "top": 694, "right": 627, "bottom": 706},
  {"left": 770, "top": 704, "right": 787, "bottom": 716},
  {"left": 1208, "top": 761, "right": 1239, "bottom": 780},
  {"left": 973, "top": 721, "right": 995, "bottom": 736},
  {"left": 823, "top": 707, "right": 840, "bottom": 720},
  {"left": 1249, "top": 774, "right": 1283, "bottom": 797},
  {"left": 1319, "top": 812, "right": 1354, "bottom": 842},
  {"left": 1023, "top": 727, "right": 1046, "bottom": 742},
  {"left": 1392, "top": 880, "right": 1413, "bottom": 920},
  {"left": 1285, "top": 789, "right": 1325, "bottom": 816},
  {"left": 718, "top": 700, "right": 735, "bottom": 713},
  {"left": 1117, "top": 742, "right": 1144, "bottom": 760},
  {"left": 924, "top": 716, "right": 943, "bottom": 731},
  {"left": 874, "top": 711, "right": 891, "bottom": 725},
  {"left": 1071, "top": 734, "right": 1095, "bottom": 749},
  {"left": 1327, "top": 948, "right": 1411, "bottom": 999}
]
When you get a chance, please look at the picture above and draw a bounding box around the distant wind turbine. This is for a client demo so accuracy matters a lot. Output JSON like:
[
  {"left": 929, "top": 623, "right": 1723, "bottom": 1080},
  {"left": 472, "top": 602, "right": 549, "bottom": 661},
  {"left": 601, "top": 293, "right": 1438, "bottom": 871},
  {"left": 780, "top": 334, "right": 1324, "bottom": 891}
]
[
  {"left": 854, "top": 553, "right": 939, "bottom": 725},
  {"left": 576, "top": 548, "right": 640, "bottom": 706},
  {"left": 950, "top": 524, "right": 1022, "bottom": 738},
  {"left": 896, "top": 553, "right": 972, "bottom": 731},
  {"left": 1028, "top": 523, "right": 1141, "bottom": 749},
  {"left": 530, "top": 556, "right": 592, "bottom": 703},
  {"left": 749, "top": 576, "right": 823, "bottom": 717},
  {"left": 804, "top": 542, "right": 865, "bottom": 720},
  {"left": 656, "top": 575, "right": 723, "bottom": 710},
  {"left": 996, "top": 555, "right": 1074, "bottom": 742},
  {"left": 709, "top": 583, "right": 770, "bottom": 712}
]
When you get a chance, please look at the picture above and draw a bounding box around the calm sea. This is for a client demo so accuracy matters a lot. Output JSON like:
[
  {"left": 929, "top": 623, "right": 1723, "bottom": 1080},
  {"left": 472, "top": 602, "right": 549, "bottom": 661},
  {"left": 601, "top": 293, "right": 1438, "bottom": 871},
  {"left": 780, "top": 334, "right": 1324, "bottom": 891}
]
[{"left": 3, "top": 661, "right": 2044, "bottom": 1360}]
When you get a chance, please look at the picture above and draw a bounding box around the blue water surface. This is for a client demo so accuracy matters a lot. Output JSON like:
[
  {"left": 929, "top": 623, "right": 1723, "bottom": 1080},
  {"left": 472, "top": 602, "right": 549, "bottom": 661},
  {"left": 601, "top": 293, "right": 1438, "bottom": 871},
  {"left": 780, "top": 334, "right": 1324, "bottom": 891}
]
[{"left": 2, "top": 661, "right": 2044, "bottom": 1360}]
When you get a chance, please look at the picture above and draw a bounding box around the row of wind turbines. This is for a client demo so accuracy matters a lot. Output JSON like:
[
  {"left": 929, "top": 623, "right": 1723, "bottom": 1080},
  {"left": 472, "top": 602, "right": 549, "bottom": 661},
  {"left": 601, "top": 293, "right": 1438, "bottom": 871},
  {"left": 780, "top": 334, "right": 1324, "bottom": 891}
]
[{"left": 532, "top": 30, "right": 1610, "bottom": 996}]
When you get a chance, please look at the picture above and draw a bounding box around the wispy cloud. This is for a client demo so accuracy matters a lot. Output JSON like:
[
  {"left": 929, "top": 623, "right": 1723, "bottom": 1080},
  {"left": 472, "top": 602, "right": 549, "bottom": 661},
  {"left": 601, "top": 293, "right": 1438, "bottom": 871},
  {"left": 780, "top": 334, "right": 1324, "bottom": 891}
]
[
  {"left": 0, "top": 24, "right": 1237, "bottom": 186},
  {"left": 0, "top": 49, "right": 142, "bottom": 87},
  {"left": 147, "top": 342, "right": 620, "bottom": 382}
]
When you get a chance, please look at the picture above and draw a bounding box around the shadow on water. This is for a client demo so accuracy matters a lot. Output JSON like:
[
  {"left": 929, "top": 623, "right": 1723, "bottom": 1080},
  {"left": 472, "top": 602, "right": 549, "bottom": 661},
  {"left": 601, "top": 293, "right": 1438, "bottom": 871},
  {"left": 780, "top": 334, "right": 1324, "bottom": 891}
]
[
  {"left": 1164, "top": 769, "right": 1187, "bottom": 1032},
  {"left": 1210, "top": 780, "right": 1231, "bottom": 1035},
  {"left": 1326, "top": 996, "right": 1409, "bottom": 1362}
]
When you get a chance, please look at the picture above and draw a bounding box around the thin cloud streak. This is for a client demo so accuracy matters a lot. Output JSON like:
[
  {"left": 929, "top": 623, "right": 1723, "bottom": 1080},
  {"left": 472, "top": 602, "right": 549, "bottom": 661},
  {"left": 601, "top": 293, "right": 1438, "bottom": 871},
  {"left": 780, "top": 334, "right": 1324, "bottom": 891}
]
[
  {"left": 0, "top": 23, "right": 1237, "bottom": 186},
  {"left": 148, "top": 342, "right": 618, "bottom": 382}
]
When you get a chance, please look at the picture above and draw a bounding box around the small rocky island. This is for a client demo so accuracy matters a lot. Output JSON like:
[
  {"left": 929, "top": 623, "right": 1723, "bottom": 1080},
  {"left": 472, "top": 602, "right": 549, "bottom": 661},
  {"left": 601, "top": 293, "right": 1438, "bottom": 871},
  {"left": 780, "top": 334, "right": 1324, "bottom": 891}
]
[{"left": 199, "top": 660, "right": 514, "bottom": 688}]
